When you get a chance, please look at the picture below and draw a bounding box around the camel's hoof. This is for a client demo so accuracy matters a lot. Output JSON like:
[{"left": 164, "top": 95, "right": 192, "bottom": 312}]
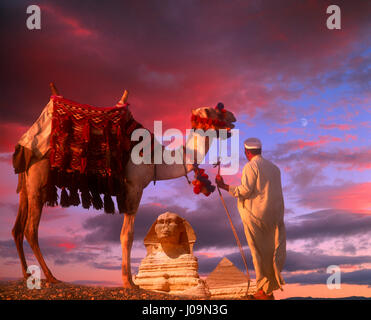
[
  {"left": 122, "top": 282, "right": 140, "bottom": 290},
  {"left": 46, "top": 277, "right": 61, "bottom": 284}
]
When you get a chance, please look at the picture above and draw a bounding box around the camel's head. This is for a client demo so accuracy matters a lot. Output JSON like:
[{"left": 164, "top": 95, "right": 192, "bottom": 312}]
[{"left": 191, "top": 102, "right": 236, "bottom": 134}]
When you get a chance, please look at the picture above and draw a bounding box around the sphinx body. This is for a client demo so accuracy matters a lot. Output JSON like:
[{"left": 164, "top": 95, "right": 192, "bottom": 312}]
[{"left": 134, "top": 212, "right": 210, "bottom": 297}]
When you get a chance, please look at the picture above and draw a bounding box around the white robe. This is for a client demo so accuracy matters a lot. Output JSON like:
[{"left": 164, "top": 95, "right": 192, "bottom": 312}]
[{"left": 229, "top": 155, "right": 286, "bottom": 294}]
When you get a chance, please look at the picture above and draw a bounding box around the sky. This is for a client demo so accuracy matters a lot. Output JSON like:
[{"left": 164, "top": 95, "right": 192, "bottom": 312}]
[{"left": 0, "top": 0, "right": 370, "bottom": 298}]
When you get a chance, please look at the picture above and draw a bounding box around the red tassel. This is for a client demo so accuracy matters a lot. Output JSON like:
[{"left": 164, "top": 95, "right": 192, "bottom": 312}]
[
  {"left": 193, "top": 186, "right": 201, "bottom": 194},
  {"left": 92, "top": 192, "right": 103, "bottom": 210},
  {"left": 104, "top": 194, "right": 115, "bottom": 214},
  {"left": 69, "top": 188, "right": 80, "bottom": 206},
  {"left": 60, "top": 187, "right": 69, "bottom": 207},
  {"left": 80, "top": 121, "right": 90, "bottom": 174},
  {"left": 83, "top": 120, "right": 90, "bottom": 143},
  {"left": 116, "top": 124, "right": 124, "bottom": 174},
  {"left": 81, "top": 190, "right": 92, "bottom": 209},
  {"left": 46, "top": 185, "right": 58, "bottom": 207}
]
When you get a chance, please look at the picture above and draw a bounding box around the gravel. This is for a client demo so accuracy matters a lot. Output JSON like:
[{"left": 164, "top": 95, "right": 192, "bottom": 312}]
[{"left": 0, "top": 279, "right": 194, "bottom": 300}]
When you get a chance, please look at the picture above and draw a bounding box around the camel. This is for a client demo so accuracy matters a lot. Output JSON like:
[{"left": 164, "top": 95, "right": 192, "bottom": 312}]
[{"left": 12, "top": 84, "right": 236, "bottom": 288}]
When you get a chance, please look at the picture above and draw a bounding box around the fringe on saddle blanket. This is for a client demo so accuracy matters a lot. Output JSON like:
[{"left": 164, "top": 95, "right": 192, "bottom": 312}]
[{"left": 13, "top": 95, "right": 146, "bottom": 214}]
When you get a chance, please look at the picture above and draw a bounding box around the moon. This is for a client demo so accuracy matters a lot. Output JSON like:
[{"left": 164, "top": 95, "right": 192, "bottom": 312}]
[{"left": 300, "top": 118, "right": 308, "bottom": 127}]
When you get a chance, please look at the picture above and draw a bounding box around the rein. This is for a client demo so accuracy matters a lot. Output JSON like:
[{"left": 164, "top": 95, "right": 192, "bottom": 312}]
[{"left": 214, "top": 159, "right": 251, "bottom": 295}]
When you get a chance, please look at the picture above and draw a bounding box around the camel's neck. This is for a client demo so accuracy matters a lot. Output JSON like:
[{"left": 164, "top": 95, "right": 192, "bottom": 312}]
[{"left": 153, "top": 130, "right": 214, "bottom": 181}]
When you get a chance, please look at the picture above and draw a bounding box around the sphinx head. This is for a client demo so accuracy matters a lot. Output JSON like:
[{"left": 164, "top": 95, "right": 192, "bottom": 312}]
[
  {"left": 154, "top": 212, "right": 184, "bottom": 245},
  {"left": 144, "top": 212, "right": 196, "bottom": 258}
]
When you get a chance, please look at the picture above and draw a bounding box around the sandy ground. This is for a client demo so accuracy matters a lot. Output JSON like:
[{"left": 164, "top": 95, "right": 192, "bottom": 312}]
[{"left": 0, "top": 279, "right": 195, "bottom": 300}]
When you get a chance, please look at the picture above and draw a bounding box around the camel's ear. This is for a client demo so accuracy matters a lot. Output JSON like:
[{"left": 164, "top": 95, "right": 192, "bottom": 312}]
[
  {"left": 50, "top": 82, "right": 59, "bottom": 96},
  {"left": 119, "top": 90, "right": 129, "bottom": 104}
]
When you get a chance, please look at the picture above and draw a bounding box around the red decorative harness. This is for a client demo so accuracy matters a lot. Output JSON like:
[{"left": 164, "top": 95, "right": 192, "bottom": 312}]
[{"left": 47, "top": 96, "right": 144, "bottom": 214}]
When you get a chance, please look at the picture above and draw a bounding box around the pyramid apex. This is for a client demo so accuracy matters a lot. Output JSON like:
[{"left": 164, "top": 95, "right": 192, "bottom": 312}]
[{"left": 219, "top": 257, "right": 233, "bottom": 266}]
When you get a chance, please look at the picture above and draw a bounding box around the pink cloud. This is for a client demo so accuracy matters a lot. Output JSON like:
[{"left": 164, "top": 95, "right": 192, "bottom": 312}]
[
  {"left": 58, "top": 242, "right": 77, "bottom": 252},
  {"left": 148, "top": 202, "right": 166, "bottom": 208},
  {"left": 2, "top": 0, "right": 368, "bottom": 132},
  {"left": 0, "top": 123, "right": 28, "bottom": 153},
  {"left": 197, "top": 251, "right": 220, "bottom": 259},
  {"left": 274, "top": 147, "right": 371, "bottom": 172},
  {"left": 299, "top": 182, "right": 371, "bottom": 213},
  {"left": 345, "top": 134, "right": 357, "bottom": 142},
  {"left": 274, "top": 127, "right": 306, "bottom": 136},
  {"left": 320, "top": 124, "right": 355, "bottom": 131},
  {"left": 41, "top": 4, "right": 95, "bottom": 37},
  {"left": 360, "top": 121, "right": 371, "bottom": 129},
  {"left": 277, "top": 135, "right": 342, "bottom": 152},
  {"left": 275, "top": 127, "right": 291, "bottom": 133}
]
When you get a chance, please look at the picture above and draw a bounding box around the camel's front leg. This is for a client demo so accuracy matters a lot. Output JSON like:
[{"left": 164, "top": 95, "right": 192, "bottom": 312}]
[{"left": 120, "top": 213, "right": 138, "bottom": 288}]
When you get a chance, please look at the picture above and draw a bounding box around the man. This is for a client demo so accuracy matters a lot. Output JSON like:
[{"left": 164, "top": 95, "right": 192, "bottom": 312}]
[{"left": 215, "top": 137, "right": 286, "bottom": 300}]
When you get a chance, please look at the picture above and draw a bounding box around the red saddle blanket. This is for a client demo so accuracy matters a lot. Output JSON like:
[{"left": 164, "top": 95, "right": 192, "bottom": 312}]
[{"left": 47, "top": 96, "right": 144, "bottom": 213}]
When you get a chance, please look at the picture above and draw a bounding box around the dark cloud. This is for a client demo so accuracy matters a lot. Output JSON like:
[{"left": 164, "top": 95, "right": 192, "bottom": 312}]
[
  {"left": 71, "top": 279, "right": 121, "bottom": 287},
  {"left": 0, "top": 0, "right": 370, "bottom": 149},
  {"left": 287, "top": 165, "right": 325, "bottom": 189},
  {"left": 286, "top": 209, "right": 371, "bottom": 241},
  {"left": 266, "top": 144, "right": 371, "bottom": 209},
  {"left": 197, "top": 248, "right": 371, "bottom": 276},
  {"left": 91, "top": 262, "right": 121, "bottom": 271},
  {"left": 81, "top": 200, "right": 371, "bottom": 277},
  {"left": 342, "top": 243, "right": 357, "bottom": 255},
  {"left": 0, "top": 236, "right": 101, "bottom": 267},
  {"left": 185, "top": 196, "right": 247, "bottom": 251},
  {"left": 83, "top": 205, "right": 371, "bottom": 253},
  {"left": 0, "top": 239, "right": 18, "bottom": 260},
  {"left": 284, "top": 250, "right": 371, "bottom": 272},
  {"left": 82, "top": 195, "right": 246, "bottom": 252},
  {"left": 0, "top": 153, "right": 12, "bottom": 164},
  {"left": 0, "top": 202, "right": 18, "bottom": 216},
  {"left": 269, "top": 147, "right": 371, "bottom": 171},
  {"left": 82, "top": 203, "right": 190, "bottom": 244},
  {"left": 285, "top": 268, "right": 371, "bottom": 286}
]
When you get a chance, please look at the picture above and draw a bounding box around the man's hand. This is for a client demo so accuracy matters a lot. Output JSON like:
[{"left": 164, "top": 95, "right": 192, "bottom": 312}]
[{"left": 215, "top": 174, "right": 229, "bottom": 191}]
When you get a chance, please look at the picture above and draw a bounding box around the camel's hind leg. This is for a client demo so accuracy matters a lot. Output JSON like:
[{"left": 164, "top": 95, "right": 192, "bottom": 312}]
[
  {"left": 12, "top": 174, "right": 29, "bottom": 279},
  {"left": 24, "top": 159, "right": 59, "bottom": 283}
]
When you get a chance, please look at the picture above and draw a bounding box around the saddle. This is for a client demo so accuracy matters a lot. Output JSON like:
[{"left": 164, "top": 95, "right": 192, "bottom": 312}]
[
  {"left": 48, "top": 96, "right": 146, "bottom": 213},
  {"left": 13, "top": 95, "right": 145, "bottom": 214}
]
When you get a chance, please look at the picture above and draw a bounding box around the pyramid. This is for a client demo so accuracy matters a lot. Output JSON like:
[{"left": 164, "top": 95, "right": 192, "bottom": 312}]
[
  {"left": 206, "top": 257, "right": 248, "bottom": 288},
  {"left": 205, "top": 257, "right": 256, "bottom": 298}
]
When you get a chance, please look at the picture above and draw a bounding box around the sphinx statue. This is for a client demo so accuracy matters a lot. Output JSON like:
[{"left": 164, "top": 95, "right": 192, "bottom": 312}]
[{"left": 134, "top": 212, "right": 210, "bottom": 297}]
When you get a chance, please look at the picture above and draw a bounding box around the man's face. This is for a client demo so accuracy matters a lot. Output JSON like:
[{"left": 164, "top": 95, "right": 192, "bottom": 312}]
[
  {"left": 245, "top": 149, "right": 252, "bottom": 161},
  {"left": 155, "top": 213, "right": 182, "bottom": 243}
]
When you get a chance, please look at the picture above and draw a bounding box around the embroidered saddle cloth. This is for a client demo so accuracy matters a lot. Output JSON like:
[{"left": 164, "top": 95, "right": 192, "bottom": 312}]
[{"left": 13, "top": 95, "right": 144, "bottom": 214}]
